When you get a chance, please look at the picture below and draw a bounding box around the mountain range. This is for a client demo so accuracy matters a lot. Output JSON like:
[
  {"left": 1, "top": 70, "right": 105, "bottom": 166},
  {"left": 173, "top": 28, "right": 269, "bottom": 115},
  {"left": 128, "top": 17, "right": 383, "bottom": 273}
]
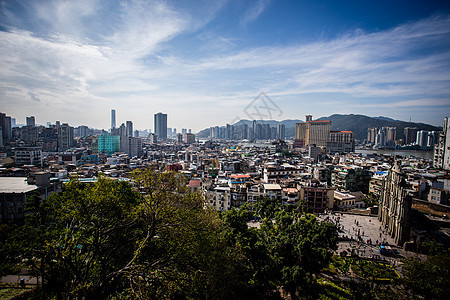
[{"left": 197, "top": 114, "right": 442, "bottom": 141}]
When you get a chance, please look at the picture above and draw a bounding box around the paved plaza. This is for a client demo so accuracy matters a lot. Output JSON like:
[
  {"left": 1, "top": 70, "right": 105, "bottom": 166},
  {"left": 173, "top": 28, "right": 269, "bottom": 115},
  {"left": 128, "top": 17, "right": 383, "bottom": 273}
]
[
  {"left": 318, "top": 212, "right": 395, "bottom": 246},
  {"left": 318, "top": 212, "right": 425, "bottom": 263}
]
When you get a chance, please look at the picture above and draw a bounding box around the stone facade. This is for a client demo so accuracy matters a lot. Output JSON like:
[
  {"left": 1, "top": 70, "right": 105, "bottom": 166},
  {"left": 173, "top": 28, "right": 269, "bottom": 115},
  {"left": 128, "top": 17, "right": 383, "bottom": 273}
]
[{"left": 378, "top": 161, "right": 412, "bottom": 246}]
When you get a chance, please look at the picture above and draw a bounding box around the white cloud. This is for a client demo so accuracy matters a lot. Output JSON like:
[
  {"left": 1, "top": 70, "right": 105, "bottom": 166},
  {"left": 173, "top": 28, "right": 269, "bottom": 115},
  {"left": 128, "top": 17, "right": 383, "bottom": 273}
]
[{"left": 241, "top": 0, "right": 271, "bottom": 25}]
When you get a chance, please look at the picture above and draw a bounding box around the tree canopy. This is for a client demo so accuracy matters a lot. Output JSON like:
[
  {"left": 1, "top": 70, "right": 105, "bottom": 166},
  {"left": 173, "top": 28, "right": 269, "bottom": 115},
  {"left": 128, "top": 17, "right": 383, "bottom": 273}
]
[{"left": 2, "top": 169, "right": 340, "bottom": 299}]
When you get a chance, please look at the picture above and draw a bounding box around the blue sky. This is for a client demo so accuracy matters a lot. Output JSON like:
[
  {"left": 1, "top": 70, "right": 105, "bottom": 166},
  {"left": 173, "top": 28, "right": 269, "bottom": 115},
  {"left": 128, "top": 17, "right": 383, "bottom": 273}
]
[{"left": 0, "top": 0, "right": 449, "bottom": 131}]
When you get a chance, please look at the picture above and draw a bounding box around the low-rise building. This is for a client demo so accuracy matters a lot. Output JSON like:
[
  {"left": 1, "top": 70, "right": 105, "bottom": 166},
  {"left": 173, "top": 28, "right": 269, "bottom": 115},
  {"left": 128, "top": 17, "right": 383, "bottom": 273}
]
[
  {"left": 334, "top": 191, "right": 356, "bottom": 211},
  {"left": 204, "top": 186, "right": 231, "bottom": 211},
  {"left": 0, "top": 173, "right": 60, "bottom": 221},
  {"left": 299, "top": 181, "right": 334, "bottom": 213},
  {"left": 14, "top": 146, "right": 42, "bottom": 166}
]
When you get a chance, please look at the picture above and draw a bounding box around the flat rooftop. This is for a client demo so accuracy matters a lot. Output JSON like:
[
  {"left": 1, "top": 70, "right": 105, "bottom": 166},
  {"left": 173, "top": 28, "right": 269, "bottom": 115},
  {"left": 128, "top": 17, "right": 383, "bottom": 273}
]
[{"left": 0, "top": 177, "right": 39, "bottom": 194}]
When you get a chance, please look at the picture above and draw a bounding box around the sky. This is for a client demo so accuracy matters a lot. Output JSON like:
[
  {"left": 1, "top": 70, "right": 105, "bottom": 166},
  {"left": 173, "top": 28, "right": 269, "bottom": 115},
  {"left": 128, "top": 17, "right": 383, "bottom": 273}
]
[{"left": 1, "top": 0, "right": 449, "bottom": 132}]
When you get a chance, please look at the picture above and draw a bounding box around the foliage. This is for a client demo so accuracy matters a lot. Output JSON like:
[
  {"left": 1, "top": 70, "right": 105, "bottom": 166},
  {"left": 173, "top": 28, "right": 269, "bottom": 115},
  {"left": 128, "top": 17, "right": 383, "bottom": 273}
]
[
  {"left": 0, "top": 287, "right": 31, "bottom": 300},
  {"left": 220, "top": 205, "right": 279, "bottom": 298},
  {"left": 316, "top": 277, "right": 352, "bottom": 300},
  {"left": 254, "top": 195, "right": 282, "bottom": 219},
  {"left": 0, "top": 223, "right": 23, "bottom": 276},
  {"left": 351, "top": 261, "right": 398, "bottom": 280},
  {"left": 9, "top": 171, "right": 245, "bottom": 299},
  {"left": 3, "top": 169, "right": 341, "bottom": 299},
  {"left": 402, "top": 255, "right": 450, "bottom": 300},
  {"left": 260, "top": 211, "right": 338, "bottom": 299}
]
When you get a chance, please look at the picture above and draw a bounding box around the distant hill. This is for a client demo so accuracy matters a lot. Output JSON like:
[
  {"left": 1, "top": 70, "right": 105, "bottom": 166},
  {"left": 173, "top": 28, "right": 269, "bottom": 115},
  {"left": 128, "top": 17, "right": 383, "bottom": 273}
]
[
  {"left": 317, "top": 114, "right": 441, "bottom": 140},
  {"left": 196, "top": 114, "right": 441, "bottom": 140}
]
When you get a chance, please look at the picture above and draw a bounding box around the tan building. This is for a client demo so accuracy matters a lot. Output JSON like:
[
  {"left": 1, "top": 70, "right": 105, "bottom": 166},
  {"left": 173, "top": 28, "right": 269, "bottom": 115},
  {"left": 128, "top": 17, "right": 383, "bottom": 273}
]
[
  {"left": 295, "top": 115, "right": 331, "bottom": 149},
  {"left": 386, "top": 127, "right": 397, "bottom": 143},
  {"left": 333, "top": 191, "right": 356, "bottom": 211}
]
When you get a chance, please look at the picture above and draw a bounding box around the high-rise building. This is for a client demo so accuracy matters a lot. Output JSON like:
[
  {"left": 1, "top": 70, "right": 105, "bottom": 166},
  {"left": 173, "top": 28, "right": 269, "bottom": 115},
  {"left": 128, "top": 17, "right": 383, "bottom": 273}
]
[
  {"left": 306, "top": 121, "right": 331, "bottom": 148},
  {"left": 416, "top": 130, "right": 429, "bottom": 147},
  {"left": 111, "top": 109, "right": 116, "bottom": 130},
  {"left": 78, "top": 125, "right": 89, "bottom": 138},
  {"left": 26, "top": 116, "right": 35, "bottom": 127},
  {"left": 121, "top": 136, "right": 143, "bottom": 157},
  {"left": 226, "top": 124, "right": 231, "bottom": 139},
  {"left": 154, "top": 113, "right": 167, "bottom": 140},
  {"left": 404, "top": 127, "right": 418, "bottom": 145},
  {"left": 367, "top": 128, "right": 377, "bottom": 144},
  {"left": 0, "top": 112, "right": 12, "bottom": 144},
  {"left": 295, "top": 115, "right": 331, "bottom": 148},
  {"left": 184, "top": 133, "right": 195, "bottom": 144},
  {"left": 57, "top": 123, "right": 74, "bottom": 151},
  {"left": 295, "top": 123, "right": 306, "bottom": 147},
  {"left": 181, "top": 128, "right": 187, "bottom": 135},
  {"left": 375, "top": 127, "right": 387, "bottom": 148},
  {"left": 277, "top": 124, "right": 285, "bottom": 140},
  {"left": 428, "top": 131, "right": 440, "bottom": 148},
  {"left": 327, "top": 131, "right": 355, "bottom": 153},
  {"left": 119, "top": 123, "right": 127, "bottom": 138},
  {"left": 20, "top": 126, "right": 39, "bottom": 144},
  {"left": 386, "top": 127, "right": 396, "bottom": 143},
  {"left": 126, "top": 121, "right": 133, "bottom": 138},
  {"left": 98, "top": 132, "right": 120, "bottom": 155}
]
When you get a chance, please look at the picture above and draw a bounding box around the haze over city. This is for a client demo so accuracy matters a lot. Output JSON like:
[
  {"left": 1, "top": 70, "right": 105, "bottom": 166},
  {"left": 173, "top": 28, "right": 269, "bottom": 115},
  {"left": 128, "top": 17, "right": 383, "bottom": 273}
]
[{"left": 1, "top": 0, "right": 449, "bottom": 131}]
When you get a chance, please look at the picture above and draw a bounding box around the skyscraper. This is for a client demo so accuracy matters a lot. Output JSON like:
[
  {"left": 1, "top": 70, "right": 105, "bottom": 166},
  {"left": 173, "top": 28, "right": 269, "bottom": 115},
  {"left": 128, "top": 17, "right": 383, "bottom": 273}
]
[
  {"left": 386, "top": 127, "right": 396, "bottom": 143},
  {"left": 404, "top": 127, "right": 418, "bottom": 145},
  {"left": 277, "top": 124, "right": 285, "bottom": 140},
  {"left": 154, "top": 112, "right": 167, "bottom": 140},
  {"left": 367, "top": 128, "right": 377, "bottom": 144},
  {"left": 126, "top": 121, "right": 133, "bottom": 137},
  {"left": 416, "top": 130, "right": 429, "bottom": 147},
  {"left": 57, "top": 123, "right": 74, "bottom": 151},
  {"left": 0, "top": 112, "right": 12, "bottom": 144},
  {"left": 111, "top": 109, "right": 116, "bottom": 130}
]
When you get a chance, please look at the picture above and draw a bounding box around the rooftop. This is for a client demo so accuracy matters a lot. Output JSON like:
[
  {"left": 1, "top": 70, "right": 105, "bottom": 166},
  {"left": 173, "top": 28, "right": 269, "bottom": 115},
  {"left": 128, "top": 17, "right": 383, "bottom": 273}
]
[
  {"left": 263, "top": 183, "right": 282, "bottom": 190},
  {"left": 0, "top": 177, "right": 39, "bottom": 194}
]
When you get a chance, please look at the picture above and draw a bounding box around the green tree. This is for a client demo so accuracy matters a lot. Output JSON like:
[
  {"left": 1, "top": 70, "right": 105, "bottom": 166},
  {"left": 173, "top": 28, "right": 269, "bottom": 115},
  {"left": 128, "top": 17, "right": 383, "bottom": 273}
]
[
  {"left": 11, "top": 170, "right": 247, "bottom": 299},
  {"left": 254, "top": 195, "right": 283, "bottom": 219},
  {"left": 220, "top": 205, "right": 279, "bottom": 298},
  {"left": 15, "top": 178, "right": 143, "bottom": 298},
  {"left": 261, "top": 211, "right": 338, "bottom": 299},
  {"left": 402, "top": 255, "right": 450, "bottom": 300}
]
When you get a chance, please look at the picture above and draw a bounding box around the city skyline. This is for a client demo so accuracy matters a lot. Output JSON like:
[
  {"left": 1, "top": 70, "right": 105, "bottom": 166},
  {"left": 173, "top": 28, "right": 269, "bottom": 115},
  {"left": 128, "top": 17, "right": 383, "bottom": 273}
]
[{"left": 1, "top": 0, "right": 450, "bottom": 131}]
